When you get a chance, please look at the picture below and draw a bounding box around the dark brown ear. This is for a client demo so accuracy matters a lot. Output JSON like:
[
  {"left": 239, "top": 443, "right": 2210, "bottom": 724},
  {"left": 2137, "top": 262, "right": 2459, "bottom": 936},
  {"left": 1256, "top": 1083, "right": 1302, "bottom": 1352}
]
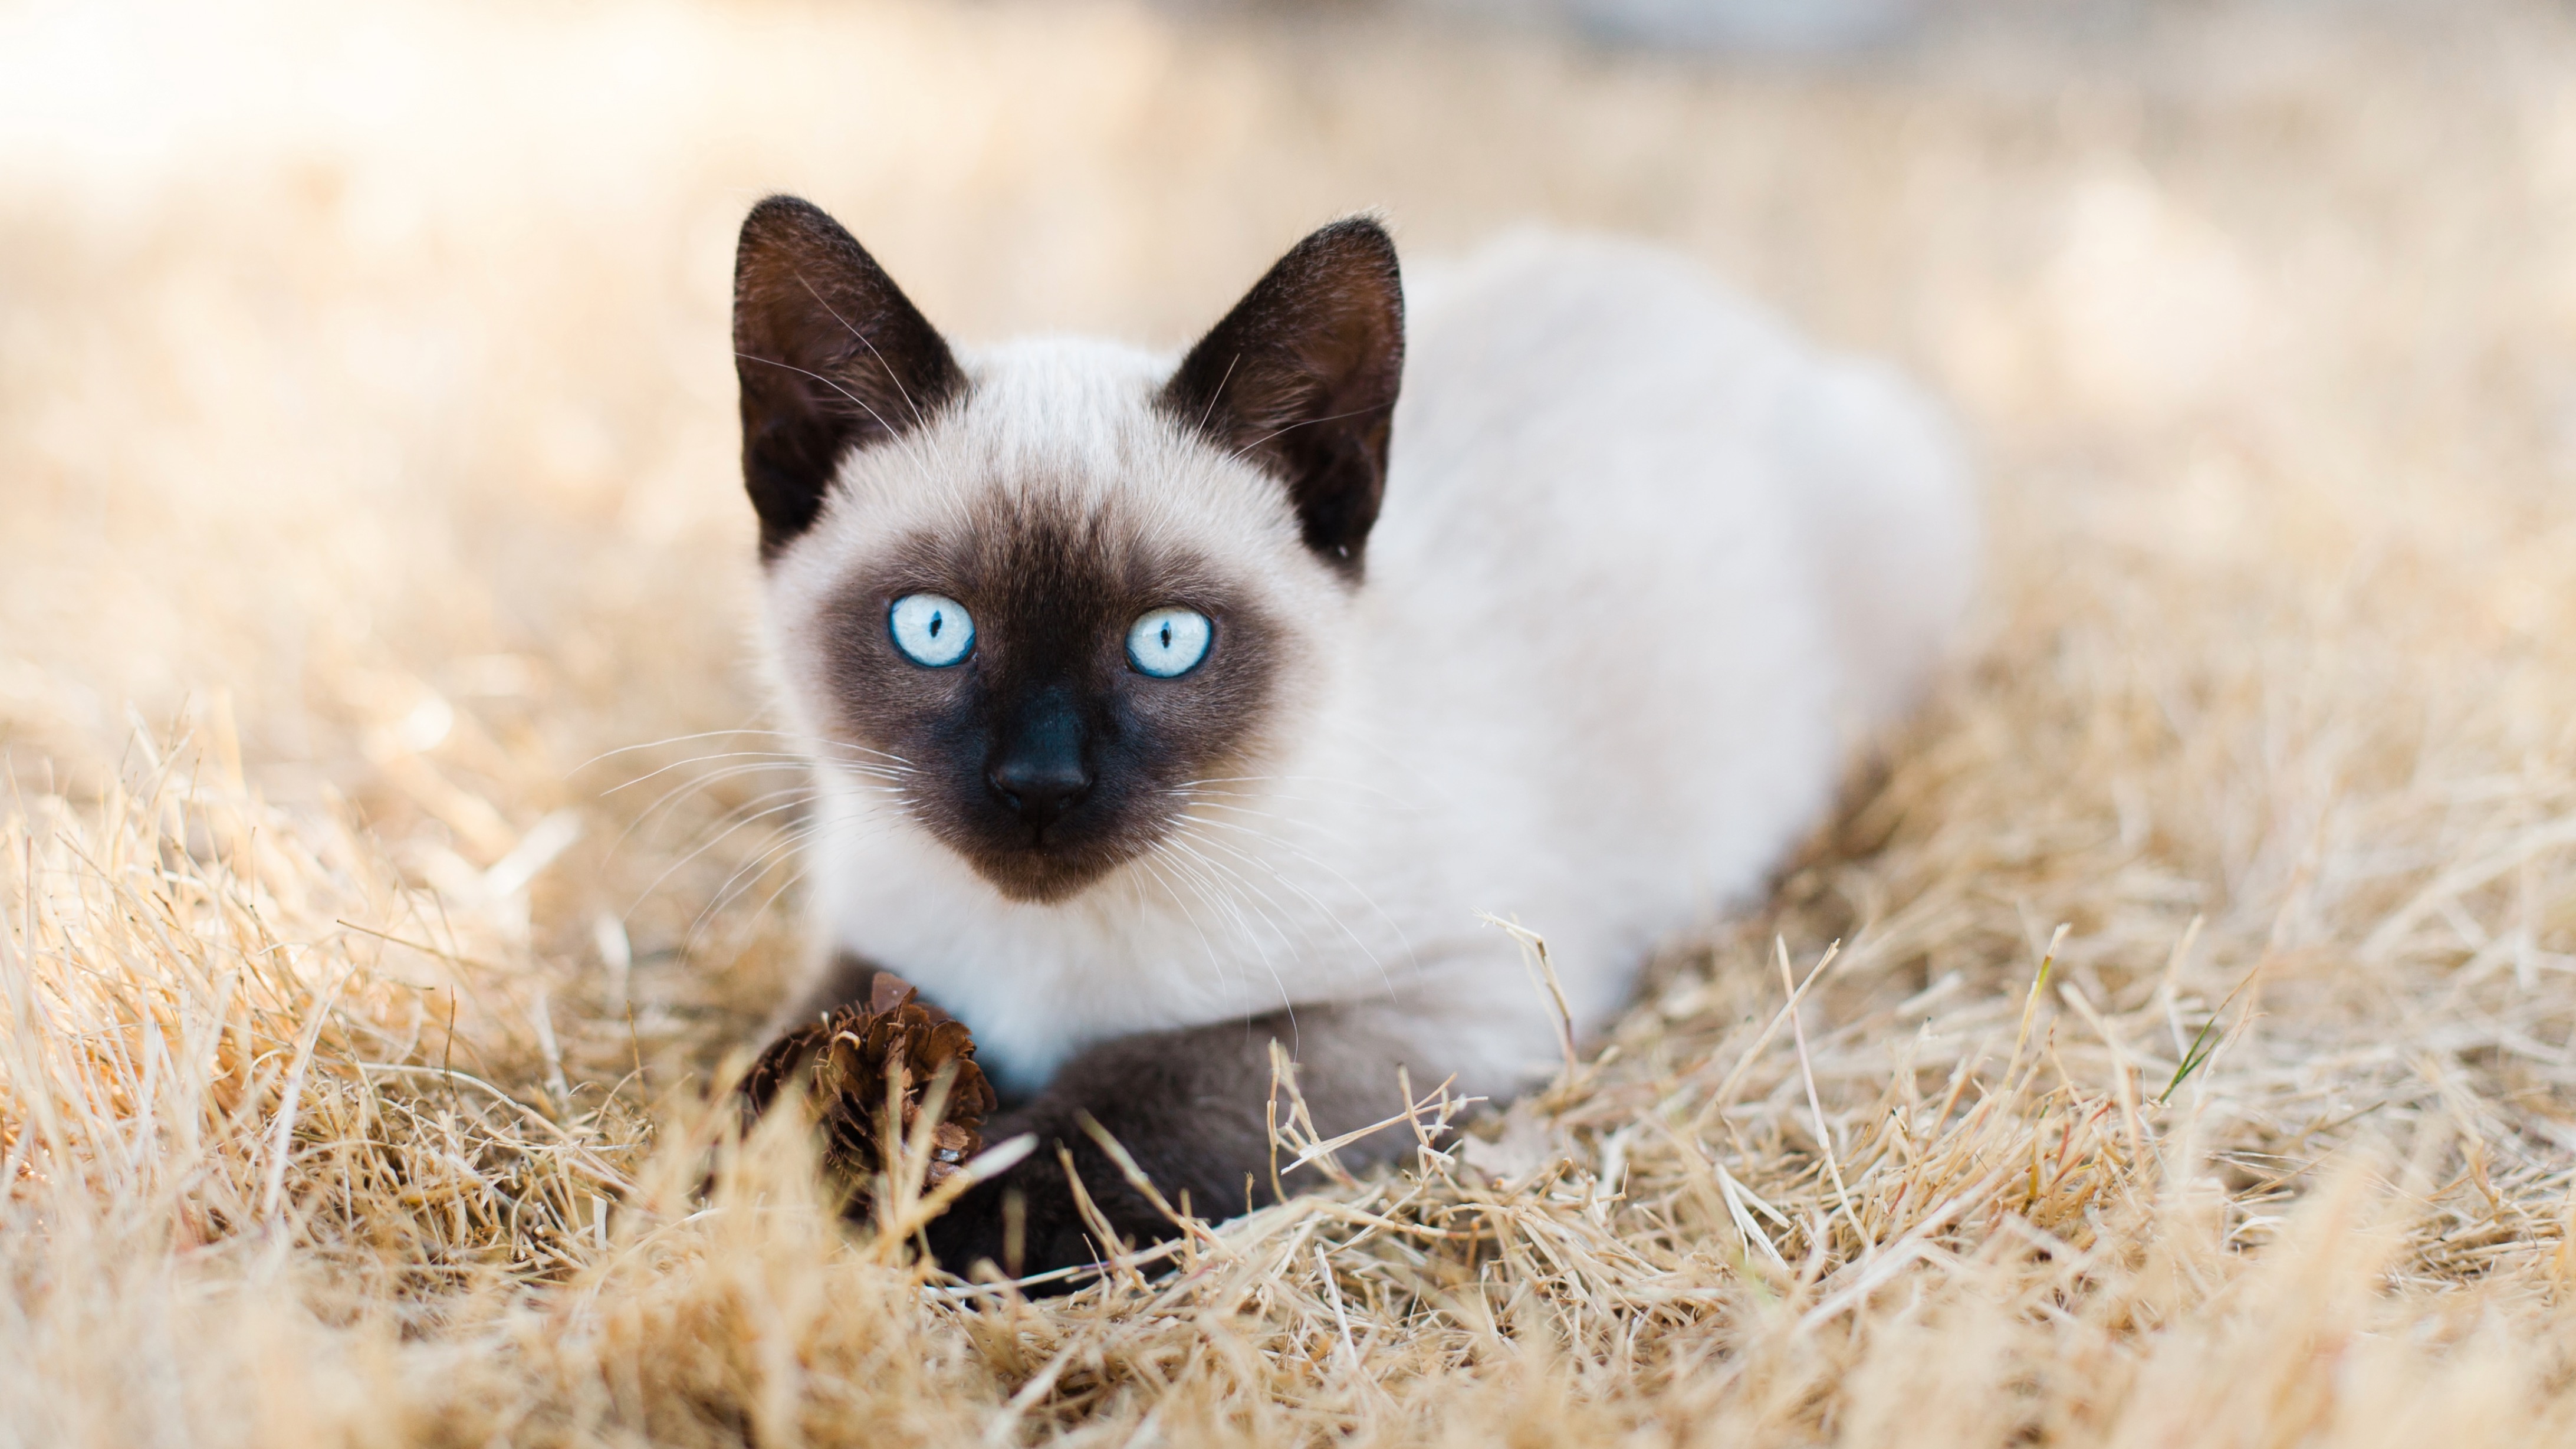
[
  {"left": 1162, "top": 219, "right": 1404, "bottom": 578},
  {"left": 734, "top": 195, "right": 965, "bottom": 560}
]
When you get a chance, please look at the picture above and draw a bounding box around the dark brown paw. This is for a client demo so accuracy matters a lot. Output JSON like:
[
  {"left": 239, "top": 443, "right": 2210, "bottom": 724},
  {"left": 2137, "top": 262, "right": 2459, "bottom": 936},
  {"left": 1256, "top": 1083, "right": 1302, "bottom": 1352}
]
[{"left": 922, "top": 1125, "right": 1180, "bottom": 1292}]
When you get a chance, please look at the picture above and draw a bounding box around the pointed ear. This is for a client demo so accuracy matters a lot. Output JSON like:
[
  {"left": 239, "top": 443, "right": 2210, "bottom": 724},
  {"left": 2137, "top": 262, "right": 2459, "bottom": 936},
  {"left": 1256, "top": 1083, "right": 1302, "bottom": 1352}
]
[
  {"left": 1162, "top": 219, "right": 1404, "bottom": 578},
  {"left": 733, "top": 195, "right": 965, "bottom": 560}
]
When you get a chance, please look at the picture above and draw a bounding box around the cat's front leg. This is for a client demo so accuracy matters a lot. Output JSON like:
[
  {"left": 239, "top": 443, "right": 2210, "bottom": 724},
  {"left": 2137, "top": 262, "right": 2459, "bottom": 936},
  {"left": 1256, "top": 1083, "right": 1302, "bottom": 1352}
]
[{"left": 925, "top": 1004, "right": 1434, "bottom": 1282}]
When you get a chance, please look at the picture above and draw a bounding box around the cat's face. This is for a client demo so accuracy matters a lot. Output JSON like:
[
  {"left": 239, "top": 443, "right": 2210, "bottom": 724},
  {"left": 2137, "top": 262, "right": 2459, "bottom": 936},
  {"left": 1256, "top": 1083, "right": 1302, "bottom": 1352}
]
[
  {"left": 732, "top": 199, "right": 1404, "bottom": 903},
  {"left": 763, "top": 395, "right": 1320, "bottom": 903}
]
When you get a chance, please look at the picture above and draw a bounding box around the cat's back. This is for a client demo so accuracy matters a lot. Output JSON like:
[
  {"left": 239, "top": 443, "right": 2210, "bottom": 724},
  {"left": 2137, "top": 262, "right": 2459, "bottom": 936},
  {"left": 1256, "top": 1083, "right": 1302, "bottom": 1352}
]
[
  {"left": 1373, "top": 229, "right": 1972, "bottom": 731},
  {"left": 1357, "top": 231, "right": 1972, "bottom": 943}
]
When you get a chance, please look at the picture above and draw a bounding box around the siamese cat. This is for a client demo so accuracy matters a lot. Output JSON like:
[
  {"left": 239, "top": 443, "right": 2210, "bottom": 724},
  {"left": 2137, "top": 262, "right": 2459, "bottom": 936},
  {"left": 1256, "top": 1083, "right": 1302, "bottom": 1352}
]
[{"left": 731, "top": 195, "right": 1974, "bottom": 1277}]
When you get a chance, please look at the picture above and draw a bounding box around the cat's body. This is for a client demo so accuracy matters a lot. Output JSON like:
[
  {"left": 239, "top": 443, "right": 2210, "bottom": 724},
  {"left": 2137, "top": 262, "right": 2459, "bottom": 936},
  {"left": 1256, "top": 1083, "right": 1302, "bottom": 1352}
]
[{"left": 732, "top": 199, "right": 1973, "bottom": 1277}]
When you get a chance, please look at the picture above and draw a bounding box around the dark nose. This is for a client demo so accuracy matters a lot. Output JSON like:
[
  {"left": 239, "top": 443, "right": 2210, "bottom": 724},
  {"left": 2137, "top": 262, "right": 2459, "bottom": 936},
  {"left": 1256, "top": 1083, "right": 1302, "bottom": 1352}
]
[{"left": 987, "top": 692, "right": 1092, "bottom": 828}]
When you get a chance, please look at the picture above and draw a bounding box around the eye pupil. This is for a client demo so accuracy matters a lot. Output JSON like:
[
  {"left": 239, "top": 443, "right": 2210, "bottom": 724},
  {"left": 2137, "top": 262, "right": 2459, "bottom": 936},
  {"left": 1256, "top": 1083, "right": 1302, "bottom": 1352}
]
[{"left": 928, "top": 615, "right": 942, "bottom": 638}]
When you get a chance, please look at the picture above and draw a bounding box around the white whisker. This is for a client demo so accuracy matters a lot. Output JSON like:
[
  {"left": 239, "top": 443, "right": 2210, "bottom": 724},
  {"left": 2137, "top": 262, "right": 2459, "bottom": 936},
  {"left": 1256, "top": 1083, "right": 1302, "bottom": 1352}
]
[
  {"left": 1177, "top": 819, "right": 1406, "bottom": 1006},
  {"left": 1132, "top": 853, "right": 1238, "bottom": 1015},
  {"left": 1175, "top": 811, "right": 1419, "bottom": 981},
  {"left": 622, "top": 793, "right": 821, "bottom": 922},
  {"left": 1160, "top": 839, "right": 1300, "bottom": 1023},
  {"left": 578, "top": 727, "right": 918, "bottom": 774}
]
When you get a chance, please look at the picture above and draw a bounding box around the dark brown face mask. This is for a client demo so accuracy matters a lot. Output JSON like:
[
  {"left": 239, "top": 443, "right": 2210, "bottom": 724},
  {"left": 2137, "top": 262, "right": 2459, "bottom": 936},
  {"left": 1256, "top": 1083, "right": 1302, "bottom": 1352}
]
[{"left": 805, "top": 508, "right": 1288, "bottom": 903}]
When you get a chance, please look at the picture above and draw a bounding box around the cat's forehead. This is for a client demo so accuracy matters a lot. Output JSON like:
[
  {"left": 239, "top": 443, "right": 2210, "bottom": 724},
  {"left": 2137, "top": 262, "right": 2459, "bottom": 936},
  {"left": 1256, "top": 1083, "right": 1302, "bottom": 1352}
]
[
  {"left": 957, "top": 336, "right": 1171, "bottom": 436},
  {"left": 773, "top": 336, "right": 1309, "bottom": 600}
]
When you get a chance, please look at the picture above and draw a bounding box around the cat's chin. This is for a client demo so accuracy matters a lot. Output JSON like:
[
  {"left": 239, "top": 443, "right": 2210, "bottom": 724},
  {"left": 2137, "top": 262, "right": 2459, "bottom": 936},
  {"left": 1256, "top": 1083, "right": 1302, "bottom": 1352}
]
[{"left": 958, "top": 840, "right": 1149, "bottom": 905}]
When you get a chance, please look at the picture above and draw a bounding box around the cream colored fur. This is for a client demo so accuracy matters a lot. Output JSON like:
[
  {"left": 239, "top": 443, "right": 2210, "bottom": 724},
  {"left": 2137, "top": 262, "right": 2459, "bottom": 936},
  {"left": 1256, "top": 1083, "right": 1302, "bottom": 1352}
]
[{"left": 760, "top": 231, "right": 1976, "bottom": 1102}]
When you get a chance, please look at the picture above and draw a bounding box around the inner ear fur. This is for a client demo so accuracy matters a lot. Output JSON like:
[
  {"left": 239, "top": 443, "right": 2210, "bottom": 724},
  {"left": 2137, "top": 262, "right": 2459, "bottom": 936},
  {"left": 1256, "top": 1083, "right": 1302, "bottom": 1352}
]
[
  {"left": 734, "top": 195, "right": 965, "bottom": 561},
  {"left": 1162, "top": 218, "right": 1405, "bottom": 578}
]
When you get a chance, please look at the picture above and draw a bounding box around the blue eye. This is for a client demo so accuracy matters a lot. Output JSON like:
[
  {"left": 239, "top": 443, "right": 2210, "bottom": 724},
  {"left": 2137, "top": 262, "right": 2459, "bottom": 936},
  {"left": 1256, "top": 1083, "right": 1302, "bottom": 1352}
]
[
  {"left": 888, "top": 593, "right": 974, "bottom": 667},
  {"left": 1126, "top": 607, "right": 1212, "bottom": 678}
]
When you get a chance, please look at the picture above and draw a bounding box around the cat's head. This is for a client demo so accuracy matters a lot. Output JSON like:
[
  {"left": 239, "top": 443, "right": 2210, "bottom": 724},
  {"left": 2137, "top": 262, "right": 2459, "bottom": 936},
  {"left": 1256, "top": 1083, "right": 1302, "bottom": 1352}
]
[{"left": 734, "top": 196, "right": 1403, "bottom": 903}]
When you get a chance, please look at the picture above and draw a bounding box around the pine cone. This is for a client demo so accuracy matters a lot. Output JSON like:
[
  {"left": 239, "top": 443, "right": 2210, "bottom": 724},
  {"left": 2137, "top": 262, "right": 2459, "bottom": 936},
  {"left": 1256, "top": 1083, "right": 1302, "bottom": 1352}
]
[{"left": 740, "top": 971, "right": 998, "bottom": 1208}]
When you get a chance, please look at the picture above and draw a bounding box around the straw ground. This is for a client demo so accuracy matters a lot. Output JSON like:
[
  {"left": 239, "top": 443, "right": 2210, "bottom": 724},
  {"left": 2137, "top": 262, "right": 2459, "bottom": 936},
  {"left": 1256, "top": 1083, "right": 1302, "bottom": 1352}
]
[{"left": 6, "top": 0, "right": 2576, "bottom": 1442}]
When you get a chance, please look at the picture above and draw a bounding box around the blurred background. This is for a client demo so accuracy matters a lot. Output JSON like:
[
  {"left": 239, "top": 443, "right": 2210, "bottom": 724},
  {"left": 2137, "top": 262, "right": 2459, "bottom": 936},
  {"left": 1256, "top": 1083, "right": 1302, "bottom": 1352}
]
[{"left": 5, "top": 0, "right": 2574, "bottom": 1056}]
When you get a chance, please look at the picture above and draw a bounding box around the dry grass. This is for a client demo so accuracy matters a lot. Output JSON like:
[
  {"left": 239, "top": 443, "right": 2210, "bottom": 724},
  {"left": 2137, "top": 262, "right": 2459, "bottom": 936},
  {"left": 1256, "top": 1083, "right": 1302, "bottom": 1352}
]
[{"left": 8, "top": 0, "right": 2576, "bottom": 1442}]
